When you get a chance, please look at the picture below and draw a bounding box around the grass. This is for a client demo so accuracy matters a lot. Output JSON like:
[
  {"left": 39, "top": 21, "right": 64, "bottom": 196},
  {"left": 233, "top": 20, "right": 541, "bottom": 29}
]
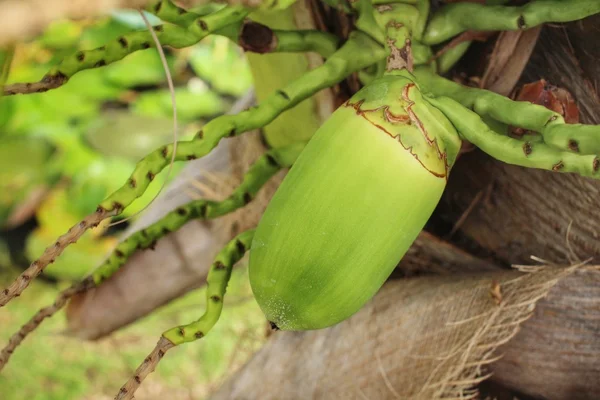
[{"left": 0, "top": 264, "right": 266, "bottom": 400}]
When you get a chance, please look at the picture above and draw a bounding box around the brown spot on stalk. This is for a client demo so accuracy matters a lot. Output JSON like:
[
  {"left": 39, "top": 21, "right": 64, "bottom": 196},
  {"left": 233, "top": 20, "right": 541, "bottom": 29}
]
[
  {"left": 196, "top": 130, "right": 204, "bottom": 139},
  {"left": 276, "top": 90, "right": 290, "bottom": 101},
  {"left": 115, "top": 249, "right": 125, "bottom": 258},
  {"left": 128, "top": 178, "right": 136, "bottom": 188},
  {"left": 76, "top": 52, "right": 85, "bottom": 62},
  {"left": 593, "top": 157, "right": 599, "bottom": 172},
  {"left": 243, "top": 192, "right": 252, "bottom": 204},
  {"left": 161, "top": 146, "right": 168, "bottom": 158},
  {"left": 386, "top": 38, "right": 413, "bottom": 72},
  {"left": 568, "top": 139, "right": 579, "bottom": 152},
  {"left": 176, "top": 207, "right": 187, "bottom": 216},
  {"left": 239, "top": 21, "right": 277, "bottom": 54},
  {"left": 214, "top": 261, "right": 226, "bottom": 270},
  {"left": 235, "top": 239, "right": 246, "bottom": 254},
  {"left": 197, "top": 20, "right": 208, "bottom": 31},
  {"left": 517, "top": 15, "right": 526, "bottom": 29},
  {"left": 552, "top": 161, "right": 565, "bottom": 171},
  {"left": 154, "top": 1, "right": 162, "bottom": 13},
  {"left": 147, "top": 171, "right": 155, "bottom": 181},
  {"left": 178, "top": 327, "right": 185, "bottom": 336},
  {"left": 187, "top": 155, "right": 197, "bottom": 160},
  {"left": 195, "top": 331, "right": 204, "bottom": 338},
  {"left": 94, "top": 60, "right": 106, "bottom": 67},
  {"left": 523, "top": 142, "right": 532, "bottom": 156},
  {"left": 118, "top": 37, "right": 128, "bottom": 48},
  {"left": 153, "top": 25, "right": 164, "bottom": 33},
  {"left": 228, "top": 128, "right": 236, "bottom": 137},
  {"left": 266, "top": 154, "right": 279, "bottom": 167},
  {"left": 142, "top": 42, "right": 151, "bottom": 49},
  {"left": 210, "top": 295, "right": 221, "bottom": 302}
]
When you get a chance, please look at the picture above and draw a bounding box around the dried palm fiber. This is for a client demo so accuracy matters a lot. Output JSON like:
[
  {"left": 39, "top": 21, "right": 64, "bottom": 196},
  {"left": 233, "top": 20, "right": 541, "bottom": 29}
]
[
  {"left": 212, "top": 263, "right": 585, "bottom": 400},
  {"left": 434, "top": 20, "right": 600, "bottom": 399}
]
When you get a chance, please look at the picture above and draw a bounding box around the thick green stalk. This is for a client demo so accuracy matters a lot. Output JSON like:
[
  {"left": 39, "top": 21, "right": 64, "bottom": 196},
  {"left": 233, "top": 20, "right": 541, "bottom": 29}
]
[
  {"left": 93, "top": 143, "right": 303, "bottom": 283},
  {"left": 114, "top": 230, "right": 254, "bottom": 400},
  {"left": 3, "top": 6, "right": 249, "bottom": 95},
  {"left": 0, "top": 143, "right": 302, "bottom": 368},
  {"left": 98, "top": 30, "right": 384, "bottom": 214},
  {"left": 163, "top": 229, "right": 255, "bottom": 344},
  {"left": 428, "top": 96, "right": 600, "bottom": 178},
  {"left": 423, "top": 0, "right": 600, "bottom": 45},
  {"left": 414, "top": 67, "right": 600, "bottom": 154}
]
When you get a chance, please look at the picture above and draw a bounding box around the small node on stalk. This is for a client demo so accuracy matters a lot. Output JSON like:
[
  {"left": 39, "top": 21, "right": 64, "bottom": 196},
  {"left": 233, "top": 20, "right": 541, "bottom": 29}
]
[
  {"left": 147, "top": 171, "right": 155, "bottom": 181},
  {"left": 119, "top": 388, "right": 128, "bottom": 395},
  {"left": 187, "top": 155, "right": 197, "bottom": 160},
  {"left": 118, "top": 37, "right": 128, "bottom": 48},
  {"left": 112, "top": 202, "right": 124, "bottom": 213},
  {"left": 593, "top": 157, "right": 599, "bottom": 172},
  {"left": 523, "top": 142, "right": 532, "bottom": 156},
  {"left": 176, "top": 207, "right": 187, "bottom": 216},
  {"left": 94, "top": 60, "right": 106, "bottom": 67},
  {"left": 214, "top": 261, "right": 226, "bottom": 270},
  {"left": 195, "top": 130, "right": 204, "bottom": 139},
  {"left": 76, "top": 52, "right": 85, "bottom": 62},
  {"left": 517, "top": 15, "right": 526, "bottom": 29},
  {"left": 210, "top": 295, "right": 221, "bottom": 302},
  {"left": 153, "top": 1, "right": 162, "bottom": 13},
  {"left": 153, "top": 25, "right": 164, "bottom": 33},
  {"left": 266, "top": 154, "right": 279, "bottom": 167},
  {"left": 276, "top": 90, "right": 290, "bottom": 101},
  {"left": 178, "top": 327, "right": 185, "bottom": 336},
  {"left": 128, "top": 178, "right": 137, "bottom": 188},
  {"left": 134, "top": 376, "right": 141, "bottom": 384},
  {"left": 235, "top": 239, "right": 246, "bottom": 253},
  {"left": 142, "top": 42, "right": 151, "bottom": 49},
  {"left": 546, "top": 115, "right": 558, "bottom": 125},
  {"left": 161, "top": 146, "right": 168, "bottom": 158},
  {"left": 21, "top": 275, "right": 30, "bottom": 282},
  {"left": 199, "top": 204, "right": 208, "bottom": 218},
  {"left": 115, "top": 250, "right": 125, "bottom": 258},
  {"left": 552, "top": 161, "right": 565, "bottom": 171},
  {"left": 243, "top": 192, "right": 252, "bottom": 204},
  {"left": 568, "top": 139, "right": 579, "bottom": 152},
  {"left": 197, "top": 20, "right": 208, "bottom": 31},
  {"left": 195, "top": 331, "right": 204, "bottom": 338},
  {"left": 239, "top": 21, "right": 276, "bottom": 54},
  {"left": 228, "top": 128, "right": 236, "bottom": 137},
  {"left": 158, "top": 350, "right": 165, "bottom": 358}
]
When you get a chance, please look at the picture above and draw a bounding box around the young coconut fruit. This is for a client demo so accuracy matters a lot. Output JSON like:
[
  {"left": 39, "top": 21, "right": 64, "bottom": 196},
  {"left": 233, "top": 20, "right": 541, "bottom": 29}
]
[{"left": 249, "top": 72, "right": 461, "bottom": 331}]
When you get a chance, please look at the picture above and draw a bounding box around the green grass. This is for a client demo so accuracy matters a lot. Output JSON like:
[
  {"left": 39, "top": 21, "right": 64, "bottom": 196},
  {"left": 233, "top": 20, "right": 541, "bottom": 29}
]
[{"left": 0, "top": 264, "right": 266, "bottom": 400}]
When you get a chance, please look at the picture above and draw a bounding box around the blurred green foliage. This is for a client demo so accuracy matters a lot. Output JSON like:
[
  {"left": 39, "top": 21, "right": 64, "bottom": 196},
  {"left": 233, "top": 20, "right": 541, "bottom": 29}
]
[
  {"left": 0, "top": 10, "right": 260, "bottom": 400},
  {"left": 0, "top": 11, "right": 253, "bottom": 279}
]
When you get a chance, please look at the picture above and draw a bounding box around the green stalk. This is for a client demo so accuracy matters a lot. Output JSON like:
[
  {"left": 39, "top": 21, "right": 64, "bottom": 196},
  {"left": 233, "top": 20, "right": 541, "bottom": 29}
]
[
  {"left": 163, "top": 229, "right": 255, "bottom": 344},
  {"left": 414, "top": 67, "right": 600, "bottom": 154},
  {"left": 427, "top": 95, "right": 600, "bottom": 178},
  {"left": 0, "top": 143, "right": 303, "bottom": 369},
  {"left": 93, "top": 143, "right": 303, "bottom": 283},
  {"left": 423, "top": 0, "right": 600, "bottom": 45}
]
